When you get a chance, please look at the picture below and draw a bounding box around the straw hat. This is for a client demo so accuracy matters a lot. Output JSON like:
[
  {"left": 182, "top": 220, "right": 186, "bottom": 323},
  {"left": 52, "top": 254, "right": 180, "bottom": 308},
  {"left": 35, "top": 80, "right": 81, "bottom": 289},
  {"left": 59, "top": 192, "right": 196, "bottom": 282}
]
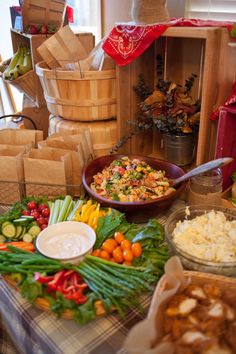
[{"left": 131, "top": 0, "right": 170, "bottom": 24}]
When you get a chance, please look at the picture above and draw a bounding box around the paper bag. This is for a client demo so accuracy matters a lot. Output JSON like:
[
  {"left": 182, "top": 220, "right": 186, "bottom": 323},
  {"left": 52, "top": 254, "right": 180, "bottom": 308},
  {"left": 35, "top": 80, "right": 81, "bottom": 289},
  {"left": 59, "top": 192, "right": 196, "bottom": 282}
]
[
  {"left": 37, "top": 25, "right": 88, "bottom": 69},
  {"left": 78, "top": 39, "right": 116, "bottom": 71},
  {"left": 23, "top": 148, "right": 73, "bottom": 198},
  {"left": 0, "top": 145, "right": 25, "bottom": 204},
  {"left": 37, "top": 143, "right": 84, "bottom": 195},
  {"left": 47, "top": 130, "right": 95, "bottom": 163},
  {"left": 0, "top": 129, "right": 43, "bottom": 148}
]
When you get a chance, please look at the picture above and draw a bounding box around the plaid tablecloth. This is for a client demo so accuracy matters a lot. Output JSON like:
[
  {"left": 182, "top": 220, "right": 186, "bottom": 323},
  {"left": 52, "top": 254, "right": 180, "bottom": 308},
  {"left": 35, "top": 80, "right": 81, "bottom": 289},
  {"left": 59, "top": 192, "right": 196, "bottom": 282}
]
[{"left": 0, "top": 200, "right": 185, "bottom": 354}]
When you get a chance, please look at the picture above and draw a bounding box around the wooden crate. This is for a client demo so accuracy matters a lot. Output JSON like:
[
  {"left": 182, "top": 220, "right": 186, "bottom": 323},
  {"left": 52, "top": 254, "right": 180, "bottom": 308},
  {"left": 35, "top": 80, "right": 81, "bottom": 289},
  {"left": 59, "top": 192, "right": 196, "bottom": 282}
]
[
  {"left": 21, "top": 0, "right": 66, "bottom": 33},
  {"left": 116, "top": 27, "right": 236, "bottom": 164}
]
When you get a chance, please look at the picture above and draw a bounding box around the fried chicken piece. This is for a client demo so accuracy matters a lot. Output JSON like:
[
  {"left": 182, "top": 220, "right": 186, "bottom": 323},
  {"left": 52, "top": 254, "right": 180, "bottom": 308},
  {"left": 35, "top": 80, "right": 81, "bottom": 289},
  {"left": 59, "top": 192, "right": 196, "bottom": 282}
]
[
  {"left": 202, "top": 344, "right": 233, "bottom": 354},
  {"left": 222, "top": 290, "right": 236, "bottom": 309},
  {"left": 164, "top": 318, "right": 196, "bottom": 340},
  {"left": 202, "top": 284, "right": 221, "bottom": 299},
  {"left": 185, "top": 285, "right": 207, "bottom": 301},
  {"left": 165, "top": 295, "right": 198, "bottom": 317},
  {"left": 225, "top": 321, "right": 236, "bottom": 350}
]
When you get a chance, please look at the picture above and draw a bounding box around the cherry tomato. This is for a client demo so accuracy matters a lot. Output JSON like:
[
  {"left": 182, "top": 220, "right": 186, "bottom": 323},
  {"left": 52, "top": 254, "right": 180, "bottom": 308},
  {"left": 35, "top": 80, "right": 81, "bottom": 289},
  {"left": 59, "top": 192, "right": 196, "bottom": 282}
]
[
  {"left": 38, "top": 203, "right": 48, "bottom": 212},
  {"left": 131, "top": 242, "right": 142, "bottom": 258},
  {"left": 91, "top": 249, "right": 101, "bottom": 257},
  {"left": 44, "top": 217, "right": 49, "bottom": 224},
  {"left": 112, "top": 247, "right": 123, "bottom": 263},
  {"left": 114, "top": 232, "right": 125, "bottom": 244},
  {"left": 22, "top": 209, "right": 30, "bottom": 216},
  {"left": 36, "top": 217, "right": 46, "bottom": 226},
  {"left": 102, "top": 239, "right": 118, "bottom": 254},
  {"left": 41, "top": 208, "right": 50, "bottom": 218},
  {"left": 31, "top": 210, "right": 40, "bottom": 220},
  {"left": 27, "top": 201, "right": 37, "bottom": 210},
  {"left": 100, "top": 250, "right": 110, "bottom": 260},
  {"left": 40, "top": 224, "right": 48, "bottom": 230},
  {"left": 121, "top": 239, "right": 131, "bottom": 250},
  {"left": 123, "top": 249, "right": 134, "bottom": 262},
  {"left": 109, "top": 257, "right": 116, "bottom": 263}
]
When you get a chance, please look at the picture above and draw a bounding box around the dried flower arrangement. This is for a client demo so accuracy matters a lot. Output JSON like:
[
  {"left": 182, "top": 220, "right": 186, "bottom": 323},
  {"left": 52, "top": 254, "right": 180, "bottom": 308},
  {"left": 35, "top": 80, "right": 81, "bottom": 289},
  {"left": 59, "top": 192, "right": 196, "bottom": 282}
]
[
  {"left": 134, "top": 73, "right": 201, "bottom": 136},
  {"left": 110, "top": 56, "right": 201, "bottom": 154}
]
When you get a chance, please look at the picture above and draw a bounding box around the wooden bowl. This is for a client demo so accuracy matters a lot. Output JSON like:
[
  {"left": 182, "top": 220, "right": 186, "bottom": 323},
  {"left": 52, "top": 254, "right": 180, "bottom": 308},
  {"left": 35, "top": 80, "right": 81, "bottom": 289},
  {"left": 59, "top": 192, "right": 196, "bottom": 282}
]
[{"left": 82, "top": 155, "right": 187, "bottom": 223}]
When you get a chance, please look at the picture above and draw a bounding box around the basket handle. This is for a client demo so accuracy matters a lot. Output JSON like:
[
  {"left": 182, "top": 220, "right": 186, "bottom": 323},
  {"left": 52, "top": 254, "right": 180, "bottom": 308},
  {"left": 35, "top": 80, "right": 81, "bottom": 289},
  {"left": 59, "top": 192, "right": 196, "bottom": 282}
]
[{"left": 0, "top": 114, "right": 37, "bottom": 130}]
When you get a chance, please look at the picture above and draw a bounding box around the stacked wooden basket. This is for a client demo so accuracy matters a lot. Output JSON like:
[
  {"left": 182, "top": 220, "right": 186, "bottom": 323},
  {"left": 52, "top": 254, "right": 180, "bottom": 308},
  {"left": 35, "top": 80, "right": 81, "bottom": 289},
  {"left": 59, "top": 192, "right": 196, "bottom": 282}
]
[{"left": 35, "top": 26, "right": 118, "bottom": 157}]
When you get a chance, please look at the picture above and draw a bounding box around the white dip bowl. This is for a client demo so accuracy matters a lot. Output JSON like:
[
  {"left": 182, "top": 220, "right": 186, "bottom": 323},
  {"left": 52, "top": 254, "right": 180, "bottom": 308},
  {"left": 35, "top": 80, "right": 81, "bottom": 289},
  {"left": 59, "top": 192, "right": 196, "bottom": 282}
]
[{"left": 35, "top": 221, "right": 96, "bottom": 264}]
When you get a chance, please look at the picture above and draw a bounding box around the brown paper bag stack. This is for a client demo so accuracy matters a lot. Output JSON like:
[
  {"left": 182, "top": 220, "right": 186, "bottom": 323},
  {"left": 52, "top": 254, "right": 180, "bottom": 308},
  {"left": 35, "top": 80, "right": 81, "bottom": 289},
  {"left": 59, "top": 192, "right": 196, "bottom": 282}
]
[
  {"left": 0, "top": 145, "right": 26, "bottom": 204},
  {"left": 23, "top": 148, "right": 73, "bottom": 198},
  {"left": 46, "top": 129, "right": 95, "bottom": 164},
  {"left": 0, "top": 129, "right": 43, "bottom": 148},
  {"left": 37, "top": 142, "right": 84, "bottom": 196},
  {"left": 38, "top": 129, "right": 94, "bottom": 196},
  {"left": 37, "top": 25, "right": 89, "bottom": 69}
]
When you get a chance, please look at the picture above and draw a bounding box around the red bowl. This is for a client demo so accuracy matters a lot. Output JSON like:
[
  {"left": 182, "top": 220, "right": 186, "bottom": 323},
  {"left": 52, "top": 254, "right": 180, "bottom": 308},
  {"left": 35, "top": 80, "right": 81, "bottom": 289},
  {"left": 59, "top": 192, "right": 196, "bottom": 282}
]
[{"left": 82, "top": 155, "right": 187, "bottom": 223}]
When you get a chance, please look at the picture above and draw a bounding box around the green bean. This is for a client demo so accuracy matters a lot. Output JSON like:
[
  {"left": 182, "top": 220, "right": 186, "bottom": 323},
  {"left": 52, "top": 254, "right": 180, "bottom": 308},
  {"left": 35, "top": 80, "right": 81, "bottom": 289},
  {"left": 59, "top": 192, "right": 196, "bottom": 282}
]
[{"left": 21, "top": 258, "right": 62, "bottom": 266}]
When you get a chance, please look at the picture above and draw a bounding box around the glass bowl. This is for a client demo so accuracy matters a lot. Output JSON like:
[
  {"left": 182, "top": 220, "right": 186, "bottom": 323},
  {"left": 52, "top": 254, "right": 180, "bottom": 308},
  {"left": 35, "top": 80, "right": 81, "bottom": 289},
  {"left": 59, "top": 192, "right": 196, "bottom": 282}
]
[{"left": 165, "top": 205, "right": 236, "bottom": 276}]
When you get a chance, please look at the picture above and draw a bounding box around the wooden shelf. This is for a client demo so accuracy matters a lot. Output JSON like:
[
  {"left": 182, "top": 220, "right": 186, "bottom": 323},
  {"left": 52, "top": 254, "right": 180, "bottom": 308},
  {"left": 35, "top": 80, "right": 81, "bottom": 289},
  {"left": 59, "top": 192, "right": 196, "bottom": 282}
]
[{"left": 116, "top": 26, "right": 236, "bottom": 164}]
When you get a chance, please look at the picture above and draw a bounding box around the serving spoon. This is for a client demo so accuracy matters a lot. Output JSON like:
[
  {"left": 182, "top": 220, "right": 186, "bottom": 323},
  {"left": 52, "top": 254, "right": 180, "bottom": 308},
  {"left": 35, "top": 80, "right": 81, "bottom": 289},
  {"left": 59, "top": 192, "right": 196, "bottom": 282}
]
[{"left": 171, "top": 157, "right": 233, "bottom": 187}]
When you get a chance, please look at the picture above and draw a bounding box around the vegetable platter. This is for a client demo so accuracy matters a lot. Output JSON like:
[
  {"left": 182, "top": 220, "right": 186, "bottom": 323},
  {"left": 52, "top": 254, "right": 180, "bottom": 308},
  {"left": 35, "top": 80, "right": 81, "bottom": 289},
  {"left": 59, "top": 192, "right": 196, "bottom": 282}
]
[{"left": 0, "top": 195, "right": 169, "bottom": 325}]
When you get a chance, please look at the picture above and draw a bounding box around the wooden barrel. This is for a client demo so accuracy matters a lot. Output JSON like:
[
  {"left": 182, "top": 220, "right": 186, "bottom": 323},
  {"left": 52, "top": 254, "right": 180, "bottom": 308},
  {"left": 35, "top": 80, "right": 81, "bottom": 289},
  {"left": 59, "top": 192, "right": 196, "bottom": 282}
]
[
  {"left": 49, "top": 115, "right": 118, "bottom": 157},
  {"left": 36, "top": 61, "right": 117, "bottom": 121}
]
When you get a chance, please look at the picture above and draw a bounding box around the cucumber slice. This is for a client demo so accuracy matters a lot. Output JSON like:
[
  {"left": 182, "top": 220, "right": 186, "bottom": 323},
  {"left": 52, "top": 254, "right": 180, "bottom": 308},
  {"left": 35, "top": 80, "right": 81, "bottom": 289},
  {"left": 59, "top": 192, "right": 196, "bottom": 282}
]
[
  {"left": 2, "top": 223, "right": 16, "bottom": 238},
  {"left": 22, "top": 233, "right": 33, "bottom": 243},
  {"left": 0, "top": 234, "right": 6, "bottom": 243},
  {"left": 15, "top": 225, "right": 23, "bottom": 239},
  {"left": 20, "top": 226, "right": 26, "bottom": 238},
  {"left": 1, "top": 221, "right": 11, "bottom": 230},
  {"left": 28, "top": 225, "right": 41, "bottom": 238}
]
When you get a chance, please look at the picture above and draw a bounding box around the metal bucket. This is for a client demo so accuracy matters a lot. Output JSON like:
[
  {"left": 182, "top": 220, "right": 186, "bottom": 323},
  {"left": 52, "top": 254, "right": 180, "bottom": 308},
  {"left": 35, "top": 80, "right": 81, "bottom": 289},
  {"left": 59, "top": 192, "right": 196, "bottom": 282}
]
[{"left": 163, "top": 134, "right": 196, "bottom": 166}]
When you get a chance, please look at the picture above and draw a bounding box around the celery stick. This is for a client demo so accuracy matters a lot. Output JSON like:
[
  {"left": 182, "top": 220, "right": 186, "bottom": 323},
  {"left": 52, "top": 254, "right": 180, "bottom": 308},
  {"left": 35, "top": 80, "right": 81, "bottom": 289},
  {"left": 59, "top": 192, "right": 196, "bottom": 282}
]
[
  {"left": 47, "top": 201, "right": 53, "bottom": 210},
  {"left": 50, "top": 199, "right": 61, "bottom": 225},
  {"left": 63, "top": 199, "right": 74, "bottom": 221},
  {"left": 67, "top": 199, "right": 84, "bottom": 221},
  {"left": 48, "top": 202, "right": 54, "bottom": 226},
  {"left": 56, "top": 195, "right": 72, "bottom": 223}
]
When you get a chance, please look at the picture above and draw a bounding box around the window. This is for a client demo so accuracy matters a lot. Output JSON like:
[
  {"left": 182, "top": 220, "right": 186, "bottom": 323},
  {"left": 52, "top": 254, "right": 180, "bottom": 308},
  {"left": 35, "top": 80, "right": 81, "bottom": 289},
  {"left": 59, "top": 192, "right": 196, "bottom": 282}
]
[
  {"left": 67, "top": 0, "right": 101, "bottom": 43},
  {"left": 185, "top": 0, "right": 236, "bottom": 21}
]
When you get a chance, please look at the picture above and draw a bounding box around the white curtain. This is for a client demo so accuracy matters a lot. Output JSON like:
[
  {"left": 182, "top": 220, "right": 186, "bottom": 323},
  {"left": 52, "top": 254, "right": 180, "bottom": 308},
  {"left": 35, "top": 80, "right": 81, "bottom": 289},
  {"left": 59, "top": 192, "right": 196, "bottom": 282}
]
[{"left": 185, "top": 0, "right": 236, "bottom": 21}]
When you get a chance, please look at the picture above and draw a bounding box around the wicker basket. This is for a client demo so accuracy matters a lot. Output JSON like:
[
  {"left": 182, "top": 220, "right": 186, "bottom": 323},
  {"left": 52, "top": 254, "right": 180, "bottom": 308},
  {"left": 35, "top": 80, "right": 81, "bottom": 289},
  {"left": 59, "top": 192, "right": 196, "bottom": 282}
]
[
  {"left": 5, "top": 69, "right": 41, "bottom": 104},
  {"left": 22, "top": 0, "right": 66, "bottom": 32},
  {"left": 36, "top": 61, "right": 117, "bottom": 121},
  {"left": 49, "top": 115, "right": 117, "bottom": 157}
]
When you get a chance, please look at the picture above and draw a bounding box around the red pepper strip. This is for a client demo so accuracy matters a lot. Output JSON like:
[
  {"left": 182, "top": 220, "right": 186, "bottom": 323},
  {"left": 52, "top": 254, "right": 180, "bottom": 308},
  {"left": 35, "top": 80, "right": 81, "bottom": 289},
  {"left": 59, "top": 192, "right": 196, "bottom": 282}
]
[
  {"left": 64, "top": 291, "right": 88, "bottom": 304},
  {"left": 34, "top": 272, "right": 55, "bottom": 284},
  {"left": 47, "top": 270, "right": 67, "bottom": 291},
  {"left": 71, "top": 272, "right": 83, "bottom": 287}
]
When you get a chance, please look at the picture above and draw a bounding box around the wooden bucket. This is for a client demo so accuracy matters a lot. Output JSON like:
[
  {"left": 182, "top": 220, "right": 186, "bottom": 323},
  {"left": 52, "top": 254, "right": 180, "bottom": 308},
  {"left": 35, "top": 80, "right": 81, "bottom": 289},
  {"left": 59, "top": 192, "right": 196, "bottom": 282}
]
[
  {"left": 36, "top": 61, "right": 117, "bottom": 121},
  {"left": 49, "top": 115, "right": 118, "bottom": 157},
  {"left": 22, "top": 0, "right": 66, "bottom": 32}
]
